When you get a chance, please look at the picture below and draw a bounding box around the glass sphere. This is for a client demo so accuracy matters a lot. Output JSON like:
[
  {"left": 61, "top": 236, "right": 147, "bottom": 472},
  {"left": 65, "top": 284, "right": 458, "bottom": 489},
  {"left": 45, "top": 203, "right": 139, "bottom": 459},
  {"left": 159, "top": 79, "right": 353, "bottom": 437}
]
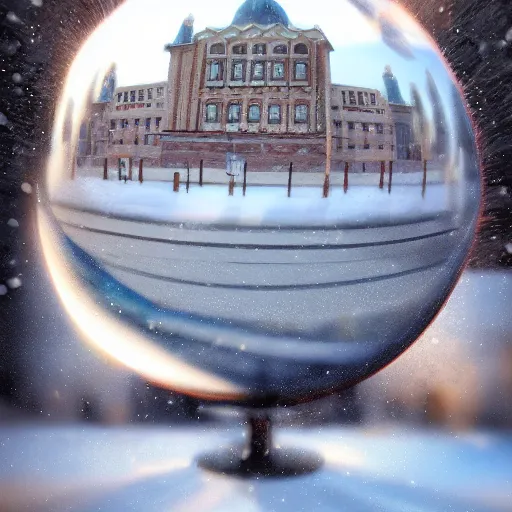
[{"left": 42, "top": 0, "right": 481, "bottom": 406}]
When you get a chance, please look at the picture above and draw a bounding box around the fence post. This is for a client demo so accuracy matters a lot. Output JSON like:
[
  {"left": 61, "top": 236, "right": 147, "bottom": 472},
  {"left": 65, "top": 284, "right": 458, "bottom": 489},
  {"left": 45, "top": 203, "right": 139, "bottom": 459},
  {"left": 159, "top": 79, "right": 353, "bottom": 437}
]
[
  {"left": 139, "top": 159, "right": 143, "bottom": 184},
  {"left": 103, "top": 158, "right": 108, "bottom": 180},
  {"left": 344, "top": 162, "right": 349, "bottom": 193},
  {"left": 379, "top": 161, "right": 385, "bottom": 189},
  {"left": 243, "top": 161, "right": 248, "bottom": 197},
  {"left": 128, "top": 158, "right": 133, "bottom": 181},
  {"left": 228, "top": 176, "right": 235, "bottom": 196},
  {"left": 323, "top": 173, "right": 330, "bottom": 198},
  {"left": 199, "top": 159, "right": 204, "bottom": 187},
  {"left": 173, "top": 171, "right": 180, "bottom": 192},
  {"left": 422, "top": 159, "right": 427, "bottom": 197},
  {"left": 288, "top": 162, "right": 293, "bottom": 198},
  {"left": 388, "top": 161, "right": 393, "bottom": 194},
  {"left": 186, "top": 161, "right": 190, "bottom": 193}
]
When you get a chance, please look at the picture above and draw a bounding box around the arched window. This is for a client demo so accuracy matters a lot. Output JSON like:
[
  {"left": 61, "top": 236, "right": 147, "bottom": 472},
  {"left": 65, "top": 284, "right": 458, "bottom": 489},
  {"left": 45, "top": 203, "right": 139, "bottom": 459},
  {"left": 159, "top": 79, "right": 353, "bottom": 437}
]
[
  {"left": 273, "top": 44, "right": 288, "bottom": 55},
  {"left": 252, "top": 43, "right": 267, "bottom": 55},
  {"left": 210, "top": 43, "right": 225, "bottom": 55},
  {"left": 248, "top": 104, "right": 261, "bottom": 123},
  {"left": 294, "top": 43, "right": 308, "bottom": 54},
  {"left": 232, "top": 44, "right": 247, "bottom": 55}
]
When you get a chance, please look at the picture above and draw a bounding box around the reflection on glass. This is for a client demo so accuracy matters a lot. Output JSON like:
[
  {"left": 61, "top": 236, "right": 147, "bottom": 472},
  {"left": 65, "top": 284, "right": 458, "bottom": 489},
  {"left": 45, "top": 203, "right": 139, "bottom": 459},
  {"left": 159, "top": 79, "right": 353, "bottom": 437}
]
[{"left": 43, "top": 0, "right": 480, "bottom": 405}]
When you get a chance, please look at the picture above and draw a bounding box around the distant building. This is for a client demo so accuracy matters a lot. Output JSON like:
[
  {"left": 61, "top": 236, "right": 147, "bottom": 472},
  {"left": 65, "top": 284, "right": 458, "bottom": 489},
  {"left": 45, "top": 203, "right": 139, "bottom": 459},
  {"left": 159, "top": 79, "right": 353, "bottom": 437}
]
[{"left": 78, "top": 0, "right": 421, "bottom": 172}]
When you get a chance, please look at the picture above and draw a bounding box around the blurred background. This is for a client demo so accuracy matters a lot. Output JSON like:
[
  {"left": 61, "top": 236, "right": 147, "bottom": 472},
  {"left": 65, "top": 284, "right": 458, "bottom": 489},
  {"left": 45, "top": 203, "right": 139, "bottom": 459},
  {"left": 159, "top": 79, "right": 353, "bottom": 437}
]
[{"left": 0, "top": 0, "right": 511, "bottom": 432}]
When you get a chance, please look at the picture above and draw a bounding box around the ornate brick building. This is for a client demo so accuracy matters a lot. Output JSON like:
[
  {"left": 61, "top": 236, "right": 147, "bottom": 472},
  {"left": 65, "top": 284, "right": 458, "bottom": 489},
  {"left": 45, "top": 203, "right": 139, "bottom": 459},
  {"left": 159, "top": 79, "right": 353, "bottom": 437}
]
[{"left": 78, "top": 0, "right": 421, "bottom": 173}]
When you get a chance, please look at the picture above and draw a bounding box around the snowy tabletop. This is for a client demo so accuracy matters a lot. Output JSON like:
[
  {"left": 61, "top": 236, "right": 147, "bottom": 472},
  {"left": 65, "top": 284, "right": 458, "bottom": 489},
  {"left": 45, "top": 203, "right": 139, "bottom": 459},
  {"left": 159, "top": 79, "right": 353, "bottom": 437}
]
[{"left": 1, "top": 425, "right": 510, "bottom": 512}]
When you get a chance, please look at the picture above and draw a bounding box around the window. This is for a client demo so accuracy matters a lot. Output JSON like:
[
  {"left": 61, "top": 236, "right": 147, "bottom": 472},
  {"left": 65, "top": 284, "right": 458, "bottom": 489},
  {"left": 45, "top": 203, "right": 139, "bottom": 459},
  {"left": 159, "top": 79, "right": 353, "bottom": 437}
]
[
  {"left": 134, "top": 118, "right": 140, "bottom": 126},
  {"left": 390, "top": 125, "right": 394, "bottom": 135},
  {"left": 349, "top": 91, "right": 356, "bottom": 105},
  {"left": 342, "top": 91, "right": 347, "bottom": 104},
  {"left": 358, "top": 91, "right": 364, "bottom": 105},
  {"left": 232, "top": 61, "right": 245, "bottom": 81},
  {"left": 378, "top": 144, "right": 384, "bottom": 150},
  {"left": 134, "top": 135, "right": 139, "bottom": 146},
  {"left": 210, "top": 43, "right": 225, "bottom": 55},
  {"left": 145, "top": 118, "right": 151, "bottom": 130},
  {"left": 156, "top": 102, "right": 164, "bottom": 109},
  {"left": 209, "top": 61, "right": 223, "bottom": 81},
  {"left": 248, "top": 104, "right": 261, "bottom": 123},
  {"left": 228, "top": 103, "right": 241, "bottom": 123},
  {"left": 117, "top": 93, "right": 122, "bottom": 103},
  {"left": 147, "top": 88, "right": 153, "bottom": 100},
  {"left": 332, "top": 105, "right": 339, "bottom": 111},
  {"left": 156, "top": 87, "right": 164, "bottom": 98},
  {"left": 273, "top": 44, "right": 288, "bottom": 54},
  {"left": 130, "top": 90, "right": 136, "bottom": 102},
  {"left": 370, "top": 93, "right": 376, "bottom": 105},
  {"left": 232, "top": 44, "right": 247, "bottom": 55},
  {"left": 252, "top": 62, "right": 265, "bottom": 80},
  {"left": 348, "top": 143, "right": 355, "bottom": 149},
  {"left": 206, "top": 104, "right": 219, "bottom": 123},
  {"left": 348, "top": 122, "right": 355, "bottom": 130},
  {"left": 295, "top": 104, "right": 308, "bottom": 123},
  {"left": 376, "top": 123, "right": 384, "bottom": 134},
  {"left": 253, "top": 43, "right": 266, "bottom": 55},
  {"left": 364, "top": 92, "right": 369, "bottom": 104},
  {"left": 155, "top": 117, "right": 162, "bottom": 129},
  {"left": 138, "top": 90, "right": 144, "bottom": 101},
  {"left": 121, "top": 119, "right": 128, "bottom": 128},
  {"left": 294, "top": 62, "right": 307, "bottom": 80},
  {"left": 363, "top": 143, "right": 370, "bottom": 149},
  {"left": 110, "top": 120, "right": 116, "bottom": 130},
  {"left": 272, "top": 62, "right": 285, "bottom": 79},
  {"left": 123, "top": 91, "right": 129, "bottom": 102},
  {"left": 294, "top": 43, "right": 308, "bottom": 54},
  {"left": 268, "top": 104, "right": 281, "bottom": 124},
  {"left": 146, "top": 103, "right": 152, "bottom": 108},
  {"left": 362, "top": 123, "right": 369, "bottom": 132}
]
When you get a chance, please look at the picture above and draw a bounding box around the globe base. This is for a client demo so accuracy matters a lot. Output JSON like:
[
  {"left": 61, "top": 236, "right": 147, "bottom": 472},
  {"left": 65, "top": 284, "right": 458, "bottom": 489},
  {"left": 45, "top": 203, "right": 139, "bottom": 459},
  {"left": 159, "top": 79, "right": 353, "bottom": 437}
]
[{"left": 197, "top": 414, "right": 323, "bottom": 478}]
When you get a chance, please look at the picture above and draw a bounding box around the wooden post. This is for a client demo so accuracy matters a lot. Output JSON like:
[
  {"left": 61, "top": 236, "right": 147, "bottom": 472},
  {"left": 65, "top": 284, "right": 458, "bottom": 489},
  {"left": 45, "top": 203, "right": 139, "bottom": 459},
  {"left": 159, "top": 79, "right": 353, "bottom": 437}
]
[
  {"left": 379, "top": 161, "right": 385, "bottom": 189},
  {"left": 128, "top": 158, "right": 133, "bottom": 181},
  {"left": 388, "top": 161, "right": 393, "bottom": 194},
  {"left": 186, "top": 162, "right": 190, "bottom": 193},
  {"left": 323, "top": 174, "right": 330, "bottom": 198},
  {"left": 422, "top": 159, "right": 427, "bottom": 198},
  {"left": 103, "top": 158, "right": 108, "bottom": 180},
  {"left": 139, "top": 159, "right": 143, "bottom": 184},
  {"left": 173, "top": 171, "right": 180, "bottom": 192},
  {"left": 288, "top": 162, "right": 293, "bottom": 198},
  {"left": 243, "top": 161, "right": 248, "bottom": 197},
  {"left": 228, "top": 176, "right": 235, "bottom": 196},
  {"left": 199, "top": 159, "right": 204, "bottom": 187},
  {"left": 344, "top": 162, "right": 349, "bottom": 193}
]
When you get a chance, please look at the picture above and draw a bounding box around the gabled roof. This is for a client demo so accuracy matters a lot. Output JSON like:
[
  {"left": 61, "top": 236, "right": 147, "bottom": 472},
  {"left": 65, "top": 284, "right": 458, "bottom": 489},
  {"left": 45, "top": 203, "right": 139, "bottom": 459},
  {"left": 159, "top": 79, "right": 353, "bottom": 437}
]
[{"left": 195, "top": 23, "right": 333, "bottom": 50}]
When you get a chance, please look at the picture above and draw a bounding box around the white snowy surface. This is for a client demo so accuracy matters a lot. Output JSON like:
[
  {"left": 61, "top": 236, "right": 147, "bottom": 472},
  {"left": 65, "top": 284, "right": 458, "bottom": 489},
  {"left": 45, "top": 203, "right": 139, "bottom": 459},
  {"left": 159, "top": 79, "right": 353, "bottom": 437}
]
[
  {"left": 0, "top": 425, "right": 510, "bottom": 512},
  {"left": 52, "top": 177, "right": 452, "bottom": 227}
]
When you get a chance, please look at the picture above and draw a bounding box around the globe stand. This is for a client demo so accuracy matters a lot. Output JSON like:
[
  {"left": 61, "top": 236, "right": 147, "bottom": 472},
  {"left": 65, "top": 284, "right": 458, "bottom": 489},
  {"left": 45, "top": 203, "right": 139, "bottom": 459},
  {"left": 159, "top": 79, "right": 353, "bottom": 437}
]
[{"left": 197, "top": 413, "right": 323, "bottom": 478}]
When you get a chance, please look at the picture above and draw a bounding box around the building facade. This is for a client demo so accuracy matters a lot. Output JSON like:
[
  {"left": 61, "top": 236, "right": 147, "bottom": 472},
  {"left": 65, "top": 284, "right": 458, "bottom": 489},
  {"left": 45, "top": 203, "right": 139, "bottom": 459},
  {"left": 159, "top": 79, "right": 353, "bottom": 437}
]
[{"left": 78, "top": 0, "right": 422, "bottom": 173}]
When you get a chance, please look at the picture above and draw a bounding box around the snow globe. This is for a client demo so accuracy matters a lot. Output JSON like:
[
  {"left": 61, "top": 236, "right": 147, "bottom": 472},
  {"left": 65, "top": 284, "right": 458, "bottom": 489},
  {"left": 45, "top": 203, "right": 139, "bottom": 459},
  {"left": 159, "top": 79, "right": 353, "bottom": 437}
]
[{"left": 41, "top": 0, "right": 480, "bottom": 477}]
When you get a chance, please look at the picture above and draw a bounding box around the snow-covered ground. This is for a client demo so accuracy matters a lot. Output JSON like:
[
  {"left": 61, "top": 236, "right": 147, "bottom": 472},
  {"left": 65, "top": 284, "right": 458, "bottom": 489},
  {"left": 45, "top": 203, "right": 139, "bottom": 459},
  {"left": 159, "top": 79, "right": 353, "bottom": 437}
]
[{"left": 52, "top": 176, "right": 454, "bottom": 228}]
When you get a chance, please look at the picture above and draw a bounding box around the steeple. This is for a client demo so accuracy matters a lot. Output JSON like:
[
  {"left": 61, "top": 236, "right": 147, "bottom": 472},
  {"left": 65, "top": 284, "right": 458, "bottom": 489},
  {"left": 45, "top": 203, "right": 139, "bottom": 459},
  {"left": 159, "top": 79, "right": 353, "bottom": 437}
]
[
  {"left": 172, "top": 14, "right": 194, "bottom": 46},
  {"left": 232, "top": 0, "right": 290, "bottom": 27},
  {"left": 97, "top": 64, "right": 117, "bottom": 103},
  {"left": 383, "top": 65, "right": 405, "bottom": 105}
]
